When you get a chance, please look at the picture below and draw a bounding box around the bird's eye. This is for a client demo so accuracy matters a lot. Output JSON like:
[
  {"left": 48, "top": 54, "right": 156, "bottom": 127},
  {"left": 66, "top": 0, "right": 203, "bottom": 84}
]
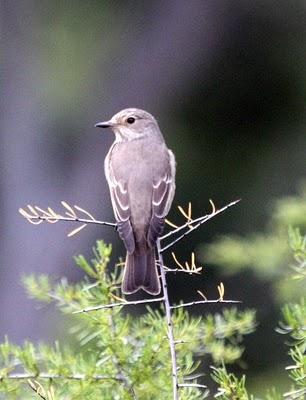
[{"left": 126, "top": 117, "right": 135, "bottom": 124}]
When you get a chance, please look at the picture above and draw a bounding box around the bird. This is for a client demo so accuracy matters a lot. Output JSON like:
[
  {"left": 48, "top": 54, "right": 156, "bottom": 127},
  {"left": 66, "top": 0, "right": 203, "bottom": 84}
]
[{"left": 95, "top": 108, "right": 176, "bottom": 295}]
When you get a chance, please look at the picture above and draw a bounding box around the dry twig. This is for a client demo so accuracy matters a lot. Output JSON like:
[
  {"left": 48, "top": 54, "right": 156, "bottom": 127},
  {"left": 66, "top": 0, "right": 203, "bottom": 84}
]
[{"left": 18, "top": 198, "right": 241, "bottom": 400}]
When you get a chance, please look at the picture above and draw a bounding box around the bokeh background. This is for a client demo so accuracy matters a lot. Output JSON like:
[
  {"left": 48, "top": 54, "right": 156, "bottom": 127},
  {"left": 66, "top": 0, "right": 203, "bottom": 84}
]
[{"left": 1, "top": 0, "right": 306, "bottom": 396}]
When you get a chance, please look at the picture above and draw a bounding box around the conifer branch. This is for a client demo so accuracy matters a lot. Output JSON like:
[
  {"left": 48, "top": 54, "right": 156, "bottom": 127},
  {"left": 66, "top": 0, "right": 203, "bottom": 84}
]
[
  {"left": 18, "top": 199, "right": 241, "bottom": 400},
  {"left": 108, "top": 311, "right": 137, "bottom": 399},
  {"left": 3, "top": 373, "right": 124, "bottom": 381},
  {"left": 157, "top": 238, "right": 179, "bottom": 400}
]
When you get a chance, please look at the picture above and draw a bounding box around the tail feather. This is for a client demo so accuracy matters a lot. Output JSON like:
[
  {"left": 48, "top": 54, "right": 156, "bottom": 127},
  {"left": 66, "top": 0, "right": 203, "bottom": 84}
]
[{"left": 122, "top": 248, "right": 160, "bottom": 295}]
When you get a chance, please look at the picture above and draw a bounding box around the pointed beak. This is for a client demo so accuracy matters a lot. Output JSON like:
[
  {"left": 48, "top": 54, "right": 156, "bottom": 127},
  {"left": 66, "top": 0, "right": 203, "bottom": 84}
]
[{"left": 94, "top": 120, "right": 114, "bottom": 129}]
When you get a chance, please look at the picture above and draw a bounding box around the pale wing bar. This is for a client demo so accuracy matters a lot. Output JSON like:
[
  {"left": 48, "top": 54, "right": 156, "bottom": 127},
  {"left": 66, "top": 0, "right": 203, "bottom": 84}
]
[
  {"left": 109, "top": 173, "right": 135, "bottom": 254},
  {"left": 147, "top": 172, "right": 173, "bottom": 248}
]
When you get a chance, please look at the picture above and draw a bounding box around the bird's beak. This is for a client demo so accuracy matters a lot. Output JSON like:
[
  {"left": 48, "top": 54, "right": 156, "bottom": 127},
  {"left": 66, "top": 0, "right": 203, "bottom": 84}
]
[{"left": 95, "top": 120, "right": 115, "bottom": 129}]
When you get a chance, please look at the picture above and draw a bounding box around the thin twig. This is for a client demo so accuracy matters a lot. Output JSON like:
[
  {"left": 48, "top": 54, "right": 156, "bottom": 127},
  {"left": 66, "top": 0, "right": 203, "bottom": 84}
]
[
  {"left": 3, "top": 373, "right": 124, "bottom": 381},
  {"left": 170, "top": 299, "right": 241, "bottom": 310},
  {"left": 161, "top": 199, "right": 240, "bottom": 241},
  {"left": 28, "top": 380, "right": 47, "bottom": 400},
  {"left": 73, "top": 297, "right": 165, "bottom": 314},
  {"left": 23, "top": 214, "right": 116, "bottom": 228},
  {"left": 160, "top": 199, "right": 240, "bottom": 252},
  {"left": 20, "top": 200, "right": 239, "bottom": 241},
  {"left": 163, "top": 267, "right": 201, "bottom": 275},
  {"left": 157, "top": 238, "right": 179, "bottom": 400},
  {"left": 18, "top": 199, "right": 241, "bottom": 400},
  {"left": 178, "top": 383, "right": 207, "bottom": 389}
]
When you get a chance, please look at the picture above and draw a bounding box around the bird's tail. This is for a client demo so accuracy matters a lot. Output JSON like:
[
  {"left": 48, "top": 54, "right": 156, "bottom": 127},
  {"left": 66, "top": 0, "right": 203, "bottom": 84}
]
[{"left": 122, "top": 247, "right": 160, "bottom": 295}]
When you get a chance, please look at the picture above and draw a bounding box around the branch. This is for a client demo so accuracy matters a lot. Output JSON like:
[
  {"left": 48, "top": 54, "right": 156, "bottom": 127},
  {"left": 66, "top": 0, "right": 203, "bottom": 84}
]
[
  {"left": 168, "top": 252, "right": 202, "bottom": 274},
  {"left": 18, "top": 198, "right": 241, "bottom": 400},
  {"left": 73, "top": 297, "right": 165, "bottom": 314},
  {"left": 170, "top": 299, "right": 241, "bottom": 310},
  {"left": 19, "top": 202, "right": 115, "bottom": 237},
  {"left": 19, "top": 199, "right": 240, "bottom": 241},
  {"left": 161, "top": 199, "right": 240, "bottom": 241},
  {"left": 160, "top": 199, "right": 241, "bottom": 253},
  {"left": 2, "top": 373, "right": 124, "bottom": 382},
  {"left": 108, "top": 310, "right": 137, "bottom": 399},
  {"left": 163, "top": 267, "right": 201, "bottom": 275},
  {"left": 157, "top": 238, "right": 179, "bottom": 400}
]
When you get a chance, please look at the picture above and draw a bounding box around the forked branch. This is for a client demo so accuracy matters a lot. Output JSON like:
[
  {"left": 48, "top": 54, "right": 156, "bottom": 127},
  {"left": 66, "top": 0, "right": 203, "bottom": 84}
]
[
  {"left": 18, "top": 198, "right": 241, "bottom": 400},
  {"left": 19, "top": 199, "right": 239, "bottom": 242}
]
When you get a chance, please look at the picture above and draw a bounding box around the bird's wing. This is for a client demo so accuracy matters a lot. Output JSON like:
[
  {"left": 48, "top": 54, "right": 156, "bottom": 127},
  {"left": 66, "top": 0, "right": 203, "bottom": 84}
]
[
  {"left": 147, "top": 150, "right": 176, "bottom": 247},
  {"left": 106, "top": 159, "right": 135, "bottom": 254}
]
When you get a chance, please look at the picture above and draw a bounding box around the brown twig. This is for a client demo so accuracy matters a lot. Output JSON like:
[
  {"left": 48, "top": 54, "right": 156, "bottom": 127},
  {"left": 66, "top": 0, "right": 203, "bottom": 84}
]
[
  {"left": 18, "top": 199, "right": 241, "bottom": 400},
  {"left": 18, "top": 203, "right": 115, "bottom": 238}
]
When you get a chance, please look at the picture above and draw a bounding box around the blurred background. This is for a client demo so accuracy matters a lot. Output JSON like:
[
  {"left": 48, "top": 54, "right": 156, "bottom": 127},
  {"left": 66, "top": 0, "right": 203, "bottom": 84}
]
[{"left": 1, "top": 0, "right": 306, "bottom": 396}]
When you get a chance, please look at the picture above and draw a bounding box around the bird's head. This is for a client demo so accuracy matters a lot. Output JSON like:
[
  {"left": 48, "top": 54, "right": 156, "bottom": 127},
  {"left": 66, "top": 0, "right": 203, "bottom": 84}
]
[{"left": 95, "top": 108, "right": 161, "bottom": 142}]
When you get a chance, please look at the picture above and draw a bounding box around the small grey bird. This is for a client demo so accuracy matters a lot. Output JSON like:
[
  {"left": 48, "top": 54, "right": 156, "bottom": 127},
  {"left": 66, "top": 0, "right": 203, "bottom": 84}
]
[{"left": 95, "top": 108, "right": 176, "bottom": 295}]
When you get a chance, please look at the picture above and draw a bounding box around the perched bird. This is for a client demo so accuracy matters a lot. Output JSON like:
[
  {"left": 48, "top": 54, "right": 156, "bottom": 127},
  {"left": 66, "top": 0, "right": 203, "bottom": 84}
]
[{"left": 95, "top": 108, "right": 176, "bottom": 295}]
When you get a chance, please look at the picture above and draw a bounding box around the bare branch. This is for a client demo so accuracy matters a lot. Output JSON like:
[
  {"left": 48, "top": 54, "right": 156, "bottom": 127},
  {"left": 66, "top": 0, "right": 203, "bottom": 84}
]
[
  {"left": 18, "top": 198, "right": 241, "bottom": 400},
  {"left": 170, "top": 252, "right": 202, "bottom": 274},
  {"left": 163, "top": 267, "right": 201, "bottom": 275},
  {"left": 157, "top": 238, "right": 179, "bottom": 400},
  {"left": 170, "top": 299, "right": 241, "bottom": 310},
  {"left": 19, "top": 203, "right": 116, "bottom": 237},
  {"left": 160, "top": 199, "right": 240, "bottom": 241},
  {"left": 19, "top": 199, "right": 239, "bottom": 243},
  {"left": 73, "top": 297, "right": 165, "bottom": 314},
  {"left": 160, "top": 199, "right": 241, "bottom": 252}
]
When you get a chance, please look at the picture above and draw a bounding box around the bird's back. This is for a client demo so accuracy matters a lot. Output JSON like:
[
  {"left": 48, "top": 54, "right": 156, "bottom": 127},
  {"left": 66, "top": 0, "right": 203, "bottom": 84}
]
[{"left": 106, "top": 137, "right": 170, "bottom": 240}]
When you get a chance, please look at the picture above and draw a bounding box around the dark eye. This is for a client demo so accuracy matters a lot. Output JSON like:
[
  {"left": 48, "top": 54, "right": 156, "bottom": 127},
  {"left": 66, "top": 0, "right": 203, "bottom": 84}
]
[{"left": 127, "top": 117, "right": 135, "bottom": 124}]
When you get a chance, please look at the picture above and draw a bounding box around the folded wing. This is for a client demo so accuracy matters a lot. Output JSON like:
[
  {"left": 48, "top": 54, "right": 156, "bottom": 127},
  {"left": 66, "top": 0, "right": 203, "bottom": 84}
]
[
  {"left": 147, "top": 150, "right": 176, "bottom": 247},
  {"left": 107, "top": 169, "right": 135, "bottom": 254}
]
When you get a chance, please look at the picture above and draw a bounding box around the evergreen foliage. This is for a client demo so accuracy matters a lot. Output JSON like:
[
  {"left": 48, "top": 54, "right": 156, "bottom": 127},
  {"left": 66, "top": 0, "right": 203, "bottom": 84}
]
[
  {"left": 203, "top": 185, "right": 306, "bottom": 302},
  {"left": 0, "top": 241, "right": 255, "bottom": 399},
  {"left": 210, "top": 227, "right": 306, "bottom": 399},
  {"left": 4, "top": 191, "right": 305, "bottom": 399}
]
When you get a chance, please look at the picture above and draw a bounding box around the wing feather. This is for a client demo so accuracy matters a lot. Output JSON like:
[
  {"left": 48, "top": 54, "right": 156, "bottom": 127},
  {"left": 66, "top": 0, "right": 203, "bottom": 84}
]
[
  {"left": 147, "top": 150, "right": 176, "bottom": 247},
  {"left": 106, "top": 157, "right": 135, "bottom": 254}
]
